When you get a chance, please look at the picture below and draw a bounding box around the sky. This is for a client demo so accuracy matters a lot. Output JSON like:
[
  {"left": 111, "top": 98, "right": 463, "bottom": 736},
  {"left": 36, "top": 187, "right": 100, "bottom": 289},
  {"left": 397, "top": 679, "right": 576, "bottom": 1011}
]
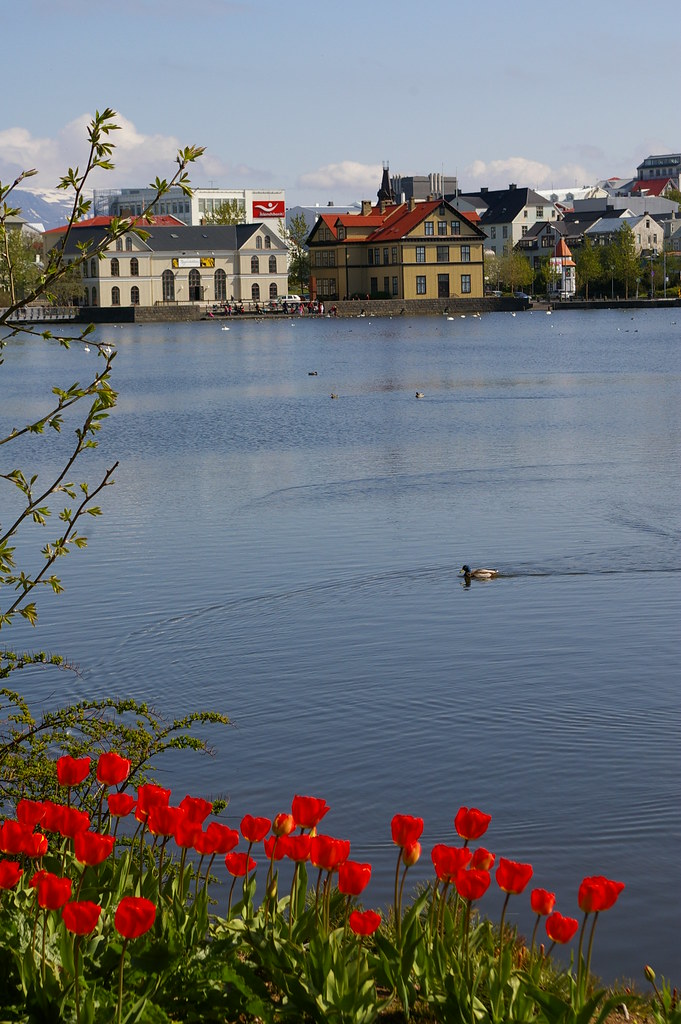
[{"left": 3, "top": 0, "right": 680, "bottom": 208}]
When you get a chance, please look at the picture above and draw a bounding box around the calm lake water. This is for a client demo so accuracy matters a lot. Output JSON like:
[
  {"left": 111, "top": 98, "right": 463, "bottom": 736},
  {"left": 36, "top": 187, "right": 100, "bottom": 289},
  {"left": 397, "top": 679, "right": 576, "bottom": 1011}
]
[{"left": 3, "top": 308, "right": 680, "bottom": 983}]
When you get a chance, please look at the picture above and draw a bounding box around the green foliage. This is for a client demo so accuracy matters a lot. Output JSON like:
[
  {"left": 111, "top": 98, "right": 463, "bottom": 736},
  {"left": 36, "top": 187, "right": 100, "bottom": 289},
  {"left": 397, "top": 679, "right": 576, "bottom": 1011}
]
[
  {"left": 612, "top": 223, "right": 639, "bottom": 299},
  {"left": 202, "top": 199, "right": 246, "bottom": 225},
  {"left": 280, "top": 213, "right": 310, "bottom": 295},
  {"left": 498, "top": 249, "right": 533, "bottom": 293},
  {"left": 574, "top": 237, "right": 600, "bottom": 300},
  {"left": 0, "top": 225, "right": 42, "bottom": 304}
]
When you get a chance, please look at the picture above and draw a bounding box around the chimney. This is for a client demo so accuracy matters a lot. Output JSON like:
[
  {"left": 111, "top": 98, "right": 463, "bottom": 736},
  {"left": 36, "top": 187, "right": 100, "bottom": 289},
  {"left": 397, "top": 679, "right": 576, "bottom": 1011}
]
[
  {"left": 427, "top": 192, "right": 435, "bottom": 201},
  {"left": 379, "top": 200, "right": 387, "bottom": 214},
  {"left": 361, "top": 200, "right": 372, "bottom": 216},
  {"left": 409, "top": 196, "right": 416, "bottom": 211},
  {"left": 480, "top": 187, "right": 488, "bottom": 195},
  {"left": 509, "top": 183, "right": 517, "bottom": 190}
]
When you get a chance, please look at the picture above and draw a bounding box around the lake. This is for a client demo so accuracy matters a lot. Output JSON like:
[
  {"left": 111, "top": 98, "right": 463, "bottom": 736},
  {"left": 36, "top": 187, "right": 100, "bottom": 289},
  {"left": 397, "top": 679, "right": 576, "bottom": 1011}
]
[{"left": 2, "top": 308, "right": 680, "bottom": 983}]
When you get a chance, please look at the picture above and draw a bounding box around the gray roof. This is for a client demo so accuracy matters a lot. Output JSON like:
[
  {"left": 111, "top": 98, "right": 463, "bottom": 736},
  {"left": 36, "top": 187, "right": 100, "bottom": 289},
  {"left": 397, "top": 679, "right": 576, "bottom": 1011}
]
[
  {"left": 55, "top": 223, "right": 286, "bottom": 257},
  {"left": 457, "top": 186, "right": 549, "bottom": 225}
]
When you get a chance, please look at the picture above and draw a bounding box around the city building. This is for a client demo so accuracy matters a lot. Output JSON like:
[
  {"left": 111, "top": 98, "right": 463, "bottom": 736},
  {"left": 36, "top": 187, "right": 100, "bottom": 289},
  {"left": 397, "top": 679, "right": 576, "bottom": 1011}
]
[
  {"left": 635, "top": 153, "right": 681, "bottom": 189},
  {"left": 452, "top": 185, "right": 559, "bottom": 255},
  {"left": 44, "top": 221, "right": 288, "bottom": 308},
  {"left": 390, "top": 170, "right": 459, "bottom": 203},
  {"left": 548, "top": 239, "right": 576, "bottom": 299},
  {"left": 584, "top": 212, "right": 665, "bottom": 254},
  {"left": 93, "top": 186, "right": 286, "bottom": 230},
  {"left": 306, "top": 196, "right": 486, "bottom": 301}
]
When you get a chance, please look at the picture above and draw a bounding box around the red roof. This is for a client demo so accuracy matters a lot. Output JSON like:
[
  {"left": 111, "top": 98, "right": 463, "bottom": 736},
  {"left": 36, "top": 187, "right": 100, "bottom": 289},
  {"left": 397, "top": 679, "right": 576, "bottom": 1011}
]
[
  {"left": 43, "top": 214, "right": 186, "bottom": 235},
  {"left": 630, "top": 178, "right": 673, "bottom": 197},
  {"left": 313, "top": 199, "right": 484, "bottom": 245}
]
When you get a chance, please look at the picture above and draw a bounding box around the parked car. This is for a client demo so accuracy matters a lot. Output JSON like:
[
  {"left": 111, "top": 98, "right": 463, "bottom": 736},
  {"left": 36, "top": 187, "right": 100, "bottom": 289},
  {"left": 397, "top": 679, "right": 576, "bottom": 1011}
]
[
  {"left": 278, "top": 295, "right": 302, "bottom": 307},
  {"left": 514, "top": 291, "right": 531, "bottom": 300}
]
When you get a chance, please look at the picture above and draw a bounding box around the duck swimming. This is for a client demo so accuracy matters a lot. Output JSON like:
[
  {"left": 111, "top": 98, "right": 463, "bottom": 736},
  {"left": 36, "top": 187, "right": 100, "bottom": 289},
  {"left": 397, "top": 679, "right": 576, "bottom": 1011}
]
[{"left": 460, "top": 564, "right": 499, "bottom": 581}]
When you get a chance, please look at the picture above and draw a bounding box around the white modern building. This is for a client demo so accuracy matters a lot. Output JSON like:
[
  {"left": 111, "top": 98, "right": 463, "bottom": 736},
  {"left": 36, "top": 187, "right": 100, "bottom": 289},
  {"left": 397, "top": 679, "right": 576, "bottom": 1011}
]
[{"left": 93, "top": 186, "right": 286, "bottom": 230}]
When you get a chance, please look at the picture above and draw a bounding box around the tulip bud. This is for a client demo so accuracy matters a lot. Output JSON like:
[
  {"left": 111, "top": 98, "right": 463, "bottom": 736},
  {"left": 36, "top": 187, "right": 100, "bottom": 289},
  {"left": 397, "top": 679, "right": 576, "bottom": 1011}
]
[
  {"left": 402, "top": 841, "right": 421, "bottom": 867},
  {"left": 267, "top": 879, "right": 278, "bottom": 901},
  {"left": 644, "top": 965, "right": 656, "bottom": 984},
  {"left": 272, "top": 813, "right": 295, "bottom": 837}
]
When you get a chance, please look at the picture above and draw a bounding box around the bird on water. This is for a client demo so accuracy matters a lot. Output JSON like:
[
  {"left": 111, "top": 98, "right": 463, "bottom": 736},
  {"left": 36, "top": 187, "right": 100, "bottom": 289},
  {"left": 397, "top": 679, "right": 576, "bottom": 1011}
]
[{"left": 460, "top": 564, "right": 499, "bottom": 581}]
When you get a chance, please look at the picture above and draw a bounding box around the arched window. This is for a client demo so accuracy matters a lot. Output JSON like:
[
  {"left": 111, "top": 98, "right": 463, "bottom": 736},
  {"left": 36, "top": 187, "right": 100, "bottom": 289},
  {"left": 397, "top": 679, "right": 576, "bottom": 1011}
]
[
  {"left": 111, "top": 286, "right": 120, "bottom": 306},
  {"left": 90, "top": 258, "right": 97, "bottom": 277},
  {"left": 188, "top": 268, "right": 201, "bottom": 301},
  {"left": 91, "top": 287, "right": 98, "bottom": 306},
  {"left": 269, "top": 282, "right": 278, "bottom": 300},
  {"left": 110, "top": 258, "right": 120, "bottom": 277},
  {"left": 130, "top": 257, "right": 139, "bottom": 276},
  {"left": 269, "top": 255, "right": 277, "bottom": 273},
  {"left": 264, "top": 235, "right": 271, "bottom": 249},
  {"left": 214, "top": 268, "right": 227, "bottom": 301},
  {"left": 83, "top": 286, "right": 89, "bottom": 304},
  {"left": 115, "top": 238, "right": 123, "bottom": 251},
  {"left": 252, "top": 283, "right": 260, "bottom": 301},
  {"left": 162, "top": 269, "right": 175, "bottom": 302},
  {"left": 256, "top": 236, "right": 262, "bottom": 249},
  {"left": 125, "top": 236, "right": 133, "bottom": 251},
  {"left": 83, "top": 261, "right": 88, "bottom": 278},
  {"left": 131, "top": 286, "right": 140, "bottom": 306},
  {"left": 251, "top": 255, "right": 259, "bottom": 274}
]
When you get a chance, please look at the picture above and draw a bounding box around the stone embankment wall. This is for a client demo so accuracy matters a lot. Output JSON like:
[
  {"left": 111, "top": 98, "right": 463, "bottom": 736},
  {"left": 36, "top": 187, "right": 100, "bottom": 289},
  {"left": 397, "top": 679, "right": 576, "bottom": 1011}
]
[{"left": 330, "top": 297, "right": 525, "bottom": 317}]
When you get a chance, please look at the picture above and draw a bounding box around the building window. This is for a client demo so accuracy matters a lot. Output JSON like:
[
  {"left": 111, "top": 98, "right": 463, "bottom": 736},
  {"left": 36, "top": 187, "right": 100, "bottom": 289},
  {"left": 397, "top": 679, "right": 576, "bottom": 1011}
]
[
  {"left": 91, "top": 287, "right": 97, "bottom": 306},
  {"left": 384, "top": 276, "right": 389, "bottom": 294},
  {"left": 338, "top": 226, "right": 345, "bottom": 240},
  {"left": 110, "top": 258, "right": 120, "bottom": 277},
  {"left": 437, "top": 245, "right": 448, "bottom": 263},
  {"left": 416, "top": 246, "right": 426, "bottom": 263},
  {"left": 270, "top": 282, "right": 278, "bottom": 300},
  {"left": 451, "top": 220, "right": 460, "bottom": 235},
  {"left": 524, "top": 210, "right": 528, "bottom": 218},
  {"left": 90, "top": 258, "right": 97, "bottom": 277},
  {"left": 392, "top": 246, "right": 398, "bottom": 263},
  {"left": 383, "top": 248, "right": 389, "bottom": 264},
  {"left": 438, "top": 221, "right": 447, "bottom": 235},
  {"left": 374, "top": 248, "right": 380, "bottom": 264},
  {"left": 130, "top": 257, "right": 139, "bottom": 276},
  {"left": 368, "top": 249, "right": 374, "bottom": 265},
  {"left": 461, "top": 245, "right": 470, "bottom": 262},
  {"left": 461, "top": 274, "right": 471, "bottom": 294},
  {"left": 131, "top": 286, "right": 140, "bottom": 305},
  {"left": 111, "top": 286, "right": 120, "bottom": 305},
  {"left": 502, "top": 226, "right": 508, "bottom": 239},
  {"left": 438, "top": 274, "right": 449, "bottom": 297},
  {"left": 490, "top": 227, "right": 496, "bottom": 239},
  {"left": 536, "top": 207, "right": 544, "bottom": 218},
  {"left": 392, "top": 276, "right": 398, "bottom": 296},
  {"left": 521, "top": 225, "right": 528, "bottom": 236},
  {"left": 424, "top": 221, "right": 434, "bottom": 236},
  {"left": 269, "top": 255, "right": 277, "bottom": 273},
  {"left": 251, "top": 256, "right": 259, "bottom": 273},
  {"left": 416, "top": 275, "right": 426, "bottom": 294},
  {"left": 83, "top": 261, "right": 88, "bottom": 278},
  {"left": 215, "top": 268, "right": 227, "bottom": 300},
  {"left": 264, "top": 235, "right": 271, "bottom": 249},
  {"left": 125, "top": 237, "right": 133, "bottom": 251},
  {"left": 188, "top": 268, "right": 201, "bottom": 301},
  {"left": 162, "top": 269, "right": 175, "bottom": 301},
  {"left": 115, "top": 238, "right": 123, "bottom": 251},
  {"left": 370, "top": 276, "right": 378, "bottom": 295},
  {"left": 256, "top": 236, "right": 262, "bottom": 249},
  {"left": 252, "top": 283, "right": 260, "bottom": 301},
  {"left": 83, "top": 286, "right": 89, "bottom": 304}
]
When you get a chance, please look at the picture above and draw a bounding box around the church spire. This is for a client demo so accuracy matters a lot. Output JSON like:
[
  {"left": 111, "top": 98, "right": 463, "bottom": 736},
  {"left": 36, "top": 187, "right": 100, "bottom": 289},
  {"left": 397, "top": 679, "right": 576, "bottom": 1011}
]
[{"left": 377, "top": 161, "right": 395, "bottom": 204}]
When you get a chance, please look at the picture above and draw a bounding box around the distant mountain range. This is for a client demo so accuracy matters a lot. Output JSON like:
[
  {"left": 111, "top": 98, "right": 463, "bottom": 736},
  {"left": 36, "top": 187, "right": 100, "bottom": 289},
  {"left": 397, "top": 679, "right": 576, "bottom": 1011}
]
[{"left": 8, "top": 187, "right": 92, "bottom": 231}]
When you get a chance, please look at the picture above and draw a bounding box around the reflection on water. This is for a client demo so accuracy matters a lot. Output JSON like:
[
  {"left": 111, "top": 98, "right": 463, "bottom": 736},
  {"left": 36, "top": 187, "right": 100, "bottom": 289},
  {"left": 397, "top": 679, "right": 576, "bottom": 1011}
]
[{"left": 2, "top": 309, "right": 680, "bottom": 982}]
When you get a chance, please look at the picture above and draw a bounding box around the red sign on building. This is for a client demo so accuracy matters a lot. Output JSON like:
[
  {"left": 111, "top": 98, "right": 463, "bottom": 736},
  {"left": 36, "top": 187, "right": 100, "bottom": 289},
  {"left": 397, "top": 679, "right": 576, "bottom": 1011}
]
[{"left": 252, "top": 199, "right": 285, "bottom": 219}]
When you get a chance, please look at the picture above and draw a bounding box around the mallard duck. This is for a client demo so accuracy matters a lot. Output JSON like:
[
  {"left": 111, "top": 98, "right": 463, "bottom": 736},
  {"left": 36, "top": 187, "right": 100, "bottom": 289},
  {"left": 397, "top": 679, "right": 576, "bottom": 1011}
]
[
  {"left": 460, "top": 565, "right": 499, "bottom": 581},
  {"left": 330, "top": 393, "right": 338, "bottom": 399},
  {"left": 415, "top": 391, "right": 425, "bottom": 399}
]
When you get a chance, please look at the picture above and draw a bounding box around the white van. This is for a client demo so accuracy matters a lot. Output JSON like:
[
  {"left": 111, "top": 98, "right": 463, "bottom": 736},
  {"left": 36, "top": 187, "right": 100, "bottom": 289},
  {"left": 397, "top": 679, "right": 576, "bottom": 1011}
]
[{"left": 278, "top": 295, "right": 302, "bottom": 308}]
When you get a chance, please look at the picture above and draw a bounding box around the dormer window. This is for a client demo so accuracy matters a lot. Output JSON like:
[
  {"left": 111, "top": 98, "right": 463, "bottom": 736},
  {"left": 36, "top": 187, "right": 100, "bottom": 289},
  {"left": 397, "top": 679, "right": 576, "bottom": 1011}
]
[{"left": 338, "top": 226, "right": 345, "bottom": 240}]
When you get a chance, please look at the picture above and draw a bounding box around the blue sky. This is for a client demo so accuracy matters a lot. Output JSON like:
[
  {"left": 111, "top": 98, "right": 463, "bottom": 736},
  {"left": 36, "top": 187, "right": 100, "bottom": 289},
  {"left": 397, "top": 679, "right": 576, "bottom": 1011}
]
[{"left": 3, "top": 0, "right": 679, "bottom": 206}]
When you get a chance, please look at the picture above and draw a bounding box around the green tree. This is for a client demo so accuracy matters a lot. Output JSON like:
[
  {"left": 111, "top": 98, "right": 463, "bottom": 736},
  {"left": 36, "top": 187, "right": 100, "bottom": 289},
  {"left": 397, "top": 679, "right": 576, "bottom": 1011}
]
[
  {"left": 574, "top": 236, "right": 601, "bottom": 301},
  {"left": 0, "top": 224, "right": 41, "bottom": 304},
  {"left": 484, "top": 251, "right": 501, "bottom": 292},
  {"left": 499, "top": 249, "right": 533, "bottom": 293},
  {"left": 202, "top": 198, "right": 246, "bottom": 225},
  {"left": 538, "top": 253, "right": 560, "bottom": 297},
  {"left": 612, "top": 223, "right": 639, "bottom": 299},
  {"left": 281, "top": 212, "right": 310, "bottom": 295}
]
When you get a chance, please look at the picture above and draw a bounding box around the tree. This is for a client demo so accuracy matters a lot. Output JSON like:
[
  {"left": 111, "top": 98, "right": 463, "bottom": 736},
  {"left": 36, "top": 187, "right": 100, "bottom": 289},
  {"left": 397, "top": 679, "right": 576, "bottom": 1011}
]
[
  {"left": 202, "top": 199, "right": 246, "bottom": 225},
  {"left": 0, "top": 224, "right": 41, "bottom": 304},
  {"left": 1, "top": 108, "right": 204, "bottom": 632},
  {"left": 574, "top": 236, "right": 600, "bottom": 301},
  {"left": 612, "top": 223, "right": 639, "bottom": 300},
  {"left": 498, "top": 249, "right": 533, "bottom": 293},
  {"left": 280, "top": 212, "right": 310, "bottom": 295},
  {"left": 484, "top": 251, "right": 501, "bottom": 292},
  {"left": 538, "top": 253, "right": 560, "bottom": 297}
]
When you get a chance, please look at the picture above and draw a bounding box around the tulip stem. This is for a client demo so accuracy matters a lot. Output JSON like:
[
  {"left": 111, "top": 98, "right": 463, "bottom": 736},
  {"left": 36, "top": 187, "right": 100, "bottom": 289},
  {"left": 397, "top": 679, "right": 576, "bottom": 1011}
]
[
  {"left": 116, "top": 940, "right": 129, "bottom": 1024},
  {"left": 530, "top": 914, "right": 540, "bottom": 953},
  {"left": 74, "top": 936, "right": 82, "bottom": 1024},
  {"left": 576, "top": 910, "right": 589, "bottom": 995},
  {"left": 584, "top": 910, "right": 600, "bottom": 992},
  {"left": 288, "top": 864, "right": 298, "bottom": 940},
  {"left": 498, "top": 892, "right": 510, "bottom": 973},
  {"left": 393, "top": 851, "right": 402, "bottom": 942}
]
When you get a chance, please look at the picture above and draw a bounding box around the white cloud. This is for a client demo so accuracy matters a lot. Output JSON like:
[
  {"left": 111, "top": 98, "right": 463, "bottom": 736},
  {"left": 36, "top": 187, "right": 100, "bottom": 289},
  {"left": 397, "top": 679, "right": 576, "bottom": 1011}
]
[
  {"left": 297, "top": 161, "right": 382, "bottom": 197},
  {"left": 465, "top": 156, "right": 595, "bottom": 191}
]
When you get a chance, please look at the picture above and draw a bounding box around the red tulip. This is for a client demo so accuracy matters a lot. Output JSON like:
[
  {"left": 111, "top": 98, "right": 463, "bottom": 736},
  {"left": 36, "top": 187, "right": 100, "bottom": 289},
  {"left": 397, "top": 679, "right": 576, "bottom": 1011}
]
[
  {"left": 471, "top": 847, "right": 495, "bottom": 871},
  {"left": 546, "top": 911, "right": 579, "bottom": 944},
  {"left": 107, "top": 793, "right": 136, "bottom": 818},
  {"left": 204, "top": 822, "right": 239, "bottom": 854},
  {"left": 0, "top": 820, "right": 33, "bottom": 855},
  {"left": 578, "top": 875, "right": 625, "bottom": 913},
  {"left": 496, "top": 857, "right": 534, "bottom": 895},
  {"left": 73, "top": 831, "right": 115, "bottom": 867},
  {"left": 338, "top": 860, "right": 372, "bottom": 896},
  {"left": 309, "top": 834, "right": 350, "bottom": 871},
  {"left": 431, "top": 843, "right": 472, "bottom": 882},
  {"left": 264, "top": 835, "right": 288, "bottom": 860},
  {"left": 174, "top": 816, "right": 202, "bottom": 850},
  {"left": 530, "top": 888, "right": 556, "bottom": 916},
  {"left": 41, "top": 801, "right": 67, "bottom": 833},
  {"left": 147, "top": 805, "right": 182, "bottom": 838},
  {"left": 272, "top": 812, "right": 295, "bottom": 837},
  {"left": 23, "top": 832, "right": 49, "bottom": 858},
  {"left": 114, "top": 896, "right": 156, "bottom": 939},
  {"left": 402, "top": 841, "right": 421, "bottom": 867},
  {"left": 240, "top": 814, "right": 271, "bottom": 843},
  {"left": 96, "top": 752, "right": 131, "bottom": 787},
  {"left": 193, "top": 830, "right": 220, "bottom": 856},
  {"left": 179, "top": 795, "right": 213, "bottom": 823},
  {"left": 15, "top": 799, "right": 47, "bottom": 828},
  {"left": 224, "top": 852, "right": 257, "bottom": 877},
  {"left": 0, "top": 860, "right": 23, "bottom": 889},
  {"left": 390, "top": 814, "right": 424, "bottom": 848},
  {"left": 62, "top": 900, "right": 102, "bottom": 935},
  {"left": 283, "top": 834, "right": 312, "bottom": 862},
  {"left": 349, "top": 909, "right": 382, "bottom": 936},
  {"left": 56, "top": 755, "right": 91, "bottom": 787},
  {"left": 291, "top": 795, "right": 330, "bottom": 830},
  {"left": 135, "top": 784, "right": 171, "bottom": 824},
  {"left": 58, "top": 807, "right": 91, "bottom": 839},
  {"left": 455, "top": 868, "right": 491, "bottom": 902},
  {"left": 36, "top": 872, "right": 72, "bottom": 910},
  {"left": 454, "top": 806, "right": 492, "bottom": 842}
]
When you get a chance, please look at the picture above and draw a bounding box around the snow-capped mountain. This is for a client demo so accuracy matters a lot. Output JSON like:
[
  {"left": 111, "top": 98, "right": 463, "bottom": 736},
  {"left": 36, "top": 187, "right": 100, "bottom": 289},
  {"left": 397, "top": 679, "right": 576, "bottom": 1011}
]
[{"left": 6, "top": 187, "right": 93, "bottom": 232}]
